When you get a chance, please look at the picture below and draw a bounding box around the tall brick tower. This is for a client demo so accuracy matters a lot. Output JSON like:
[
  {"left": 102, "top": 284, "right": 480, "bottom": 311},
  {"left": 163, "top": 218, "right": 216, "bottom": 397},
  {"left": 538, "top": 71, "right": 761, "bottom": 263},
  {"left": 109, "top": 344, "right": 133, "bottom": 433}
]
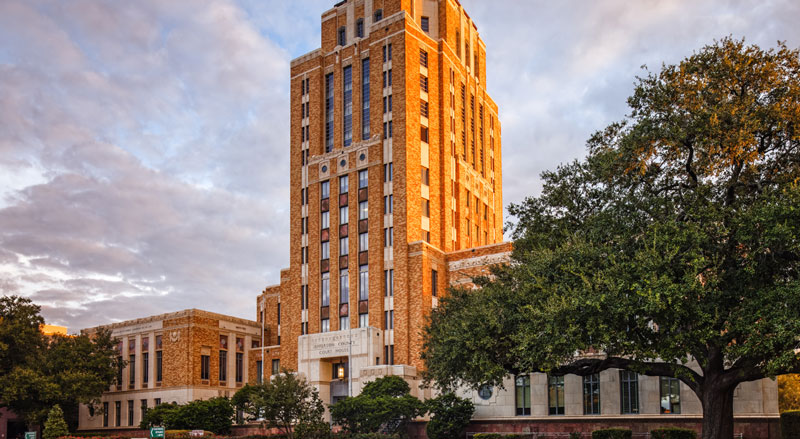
[{"left": 257, "top": 0, "right": 509, "bottom": 404}]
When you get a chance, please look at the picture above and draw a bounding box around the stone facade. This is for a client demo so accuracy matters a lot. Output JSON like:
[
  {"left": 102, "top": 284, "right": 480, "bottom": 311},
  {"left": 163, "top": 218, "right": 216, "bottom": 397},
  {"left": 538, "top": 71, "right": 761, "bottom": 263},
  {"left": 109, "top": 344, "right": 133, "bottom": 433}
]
[{"left": 77, "top": 309, "right": 262, "bottom": 431}]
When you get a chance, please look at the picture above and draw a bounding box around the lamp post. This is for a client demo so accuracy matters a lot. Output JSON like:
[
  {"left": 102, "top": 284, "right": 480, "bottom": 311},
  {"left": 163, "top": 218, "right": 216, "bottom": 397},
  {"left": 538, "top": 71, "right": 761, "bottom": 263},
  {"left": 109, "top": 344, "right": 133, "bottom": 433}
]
[{"left": 260, "top": 299, "right": 265, "bottom": 383}]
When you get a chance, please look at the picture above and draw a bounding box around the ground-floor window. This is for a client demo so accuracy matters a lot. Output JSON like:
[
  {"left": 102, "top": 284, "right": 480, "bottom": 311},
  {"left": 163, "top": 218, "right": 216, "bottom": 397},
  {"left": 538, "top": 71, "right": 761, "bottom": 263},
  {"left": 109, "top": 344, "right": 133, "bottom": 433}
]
[
  {"left": 272, "top": 359, "right": 280, "bottom": 375},
  {"left": 583, "top": 373, "right": 601, "bottom": 414},
  {"left": 660, "top": 376, "right": 681, "bottom": 414},
  {"left": 103, "top": 402, "right": 108, "bottom": 427},
  {"left": 127, "top": 400, "right": 134, "bottom": 426},
  {"left": 548, "top": 375, "right": 565, "bottom": 415},
  {"left": 115, "top": 401, "right": 121, "bottom": 426},
  {"left": 620, "top": 370, "right": 640, "bottom": 414},
  {"left": 515, "top": 375, "right": 531, "bottom": 416}
]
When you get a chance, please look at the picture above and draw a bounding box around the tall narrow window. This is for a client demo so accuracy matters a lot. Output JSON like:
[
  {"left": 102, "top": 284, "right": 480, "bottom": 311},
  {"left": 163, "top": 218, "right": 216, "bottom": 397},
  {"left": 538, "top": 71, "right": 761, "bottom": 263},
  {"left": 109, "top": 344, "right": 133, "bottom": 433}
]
[
  {"left": 620, "top": 370, "right": 640, "bottom": 414},
  {"left": 200, "top": 355, "right": 210, "bottom": 380},
  {"left": 340, "top": 236, "right": 349, "bottom": 256},
  {"left": 359, "top": 312, "right": 368, "bottom": 328},
  {"left": 420, "top": 75, "right": 428, "bottom": 92},
  {"left": 235, "top": 353, "right": 243, "bottom": 382},
  {"left": 340, "top": 269, "right": 349, "bottom": 303},
  {"left": 421, "top": 167, "right": 429, "bottom": 185},
  {"left": 103, "top": 402, "right": 109, "bottom": 427},
  {"left": 343, "top": 65, "right": 353, "bottom": 147},
  {"left": 129, "top": 354, "right": 135, "bottom": 387},
  {"left": 272, "top": 359, "right": 280, "bottom": 376},
  {"left": 155, "top": 346, "right": 162, "bottom": 382},
  {"left": 548, "top": 375, "right": 565, "bottom": 415},
  {"left": 384, "top": 269, "right": 394, "bottom": 296},
  {"left": 420, "top": 100, "right": 428, "bottom": 118},
  {"left": 420, "top": 17, "right": 429, "bottom": 32},
  {"left": 359, "top": 201, "right": 368, "bottom": 220},
  {"left": 256, "top": 360, "right": 263, "bottom": 383},
  {"left": 583, "top": 373, "right": 601, "bottom": 415},
  {"left": 359, "top": 232, "right": 369, "bottom": 252},
  {"left": 321, "top": 318, "right": 330, "bottom": 333},
  {"left": 384, "top": 163, "right": 393, "bottom": 182},
  {"left": 321, "top": 272, "right": 330, "bottom": 306},
  {"left": 128, "top": 400, "right": 134, "bottom": 426},
  {"left": 356, "top": 19, "right": 364, "bottom": 38},
  {"left": 431, "top": 269, "right": 438, "bottom": 297},
  {"left": 340, "top": 205, "right": 349, "bottom": 225},
  {"left": 362, "top": 58, "right": 370, "bottom": 140},
  {"left": 325, "top": 73, "right": 334, "bottom": 152},
  {"left": 301, "top": 285, "right": 308, "bottom": 310},
  {"left": 321, "top": 180, "right": 330, "bottom": 200},
  {"left": 340, "top": 175, "right": 349, "bottom": 194},
  {"left": 359, "top": 169, "right": 368, "bottom": 188},
  {"left": 515, "top": 375, "right": 531, "bottom": 416},
  {"left": 359, "top": 265, "right": 369, "bottom": 301},
  {"left": 321, "top": 210, "right": 330, "bottom": 230},
  {"left": 660, "top": 377, "right": 681, "bottom": 414},
  {"left": 219, "top": 350, "right": 227, "bottom": 382},
  {"left": 422, "top": 199, "right": 430, "bottom": 217},
  {"left": 338, "top": 26, "right": 346, "bottom": 46},
  {"left": 321, "top": 240, "right": 329, "bottom": 260},
  {"left": 374, "top": 9, "right": 383, "bottom": 22},
  {"left": 142, "top": 352, "right": 149, "bottom": 384},
  {"left": 420, "top": 49, "right": 428, "bottom": 67},
  {"left": 115, "top": 401, "right": 121, "bottom": 427}
]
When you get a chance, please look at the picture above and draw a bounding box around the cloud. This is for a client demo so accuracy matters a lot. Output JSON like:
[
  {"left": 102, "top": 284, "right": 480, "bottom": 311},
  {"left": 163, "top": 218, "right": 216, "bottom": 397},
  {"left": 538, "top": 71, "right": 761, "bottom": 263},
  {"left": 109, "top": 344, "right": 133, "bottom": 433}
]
[
  {"left": 1, "top": 0, "right": 799, "bottom": 331},
  {"left": 0, "top": 0, "right": 290, "bottom": 330}
]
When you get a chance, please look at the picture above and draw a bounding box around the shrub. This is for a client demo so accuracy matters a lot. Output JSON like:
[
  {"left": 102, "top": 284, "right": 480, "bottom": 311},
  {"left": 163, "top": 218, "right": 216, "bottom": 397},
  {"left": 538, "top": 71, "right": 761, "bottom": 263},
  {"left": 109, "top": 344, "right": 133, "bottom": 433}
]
[
  {"left": 294, "top": 420, "right": 331, "bottom": 439},
  {"left": 782, "top": 410, "right": 800, "bottom": 439},
  {"left": 425, "top": 393, "right": 475, "bottom": 439},
  {"left": 140, "top": 398, "right": 233, "bottom": 435},
  {"left": 650, "top": 427, "right": 697, "bottom": 439},
  {"left": 591, "top": 429, "right": 632, "bottom": 439},
  {"left": 44, "top": 405, "right": 69, "bottom": 439},
  {"left": 330, "top": 376, "right": 424, "bottom": 435}
]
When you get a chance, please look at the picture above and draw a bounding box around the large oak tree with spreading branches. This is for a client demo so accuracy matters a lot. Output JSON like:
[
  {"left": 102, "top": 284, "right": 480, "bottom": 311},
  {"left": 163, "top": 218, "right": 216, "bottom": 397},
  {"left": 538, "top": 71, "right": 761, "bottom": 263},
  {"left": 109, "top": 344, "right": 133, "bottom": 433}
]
[{"left": 422, "top": 38, "right": 800, "bottom": 439}]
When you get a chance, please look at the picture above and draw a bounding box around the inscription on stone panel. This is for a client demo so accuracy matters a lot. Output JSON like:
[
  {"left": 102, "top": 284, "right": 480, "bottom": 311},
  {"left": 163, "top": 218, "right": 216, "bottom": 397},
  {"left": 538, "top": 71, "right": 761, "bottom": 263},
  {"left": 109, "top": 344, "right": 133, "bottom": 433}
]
[
  {"left": 219, "top": 320, "right": 260, "bottom": 336},
  {"left": 306, "top": 331, "right": 365, "bottom": 359},
  {"left": 111, "top": 321, "right": 163, "bottom": 337}
]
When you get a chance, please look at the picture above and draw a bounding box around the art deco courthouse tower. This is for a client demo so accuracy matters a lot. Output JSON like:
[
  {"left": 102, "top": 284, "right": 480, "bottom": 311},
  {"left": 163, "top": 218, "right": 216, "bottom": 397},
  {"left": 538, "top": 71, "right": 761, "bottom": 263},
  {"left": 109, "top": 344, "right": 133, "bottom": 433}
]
[{"left": 258, "top": 0, "right": 509, "bottom": 401}]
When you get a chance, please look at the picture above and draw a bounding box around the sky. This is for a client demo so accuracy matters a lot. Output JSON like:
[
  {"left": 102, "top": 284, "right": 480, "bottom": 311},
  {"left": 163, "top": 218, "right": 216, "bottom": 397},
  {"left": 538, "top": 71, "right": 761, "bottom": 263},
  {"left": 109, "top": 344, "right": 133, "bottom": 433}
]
[{"left": 1, "top": 0, "right": 798, "bottom": 331}]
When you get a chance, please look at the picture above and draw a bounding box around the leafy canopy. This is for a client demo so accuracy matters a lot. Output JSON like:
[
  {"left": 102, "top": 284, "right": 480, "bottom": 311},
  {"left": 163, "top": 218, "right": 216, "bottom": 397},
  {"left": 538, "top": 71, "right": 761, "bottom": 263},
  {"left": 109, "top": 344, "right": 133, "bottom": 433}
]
[
  {"left": 0, "top": 296, "right": 120, "bottom": 430},
  {"left": 422, "top": 38, "right": 800, "bottom": 439},
  {"left": 233, "top": 370, "right": 325, "bottom": 439}
]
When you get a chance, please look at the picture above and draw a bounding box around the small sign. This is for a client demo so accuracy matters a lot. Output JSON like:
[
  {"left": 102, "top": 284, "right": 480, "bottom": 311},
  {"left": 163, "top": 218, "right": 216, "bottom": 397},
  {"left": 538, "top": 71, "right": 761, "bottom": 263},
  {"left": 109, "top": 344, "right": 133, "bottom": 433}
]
[
  {"left": 190, "top": 430, "right": 204, "bottom": 437},
  {"left": 150, "top": 427, "right": 165, "bottom": 438},
  {"left": 25, "top": 432, "right": 36, "bottom": 439}
]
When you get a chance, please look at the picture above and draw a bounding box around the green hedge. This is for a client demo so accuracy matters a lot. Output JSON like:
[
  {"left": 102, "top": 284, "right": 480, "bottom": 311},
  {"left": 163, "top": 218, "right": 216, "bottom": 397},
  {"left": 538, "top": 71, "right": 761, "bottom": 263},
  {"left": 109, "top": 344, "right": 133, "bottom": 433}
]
[
  {"left": 650, "top": 427, "right": 697, "bottom": 439},
  {"left": 591, "top": 428, "right": 632, "bottom": 439},
  {"left": 782, "top": 410, "right": 800, "bottom": 439}
]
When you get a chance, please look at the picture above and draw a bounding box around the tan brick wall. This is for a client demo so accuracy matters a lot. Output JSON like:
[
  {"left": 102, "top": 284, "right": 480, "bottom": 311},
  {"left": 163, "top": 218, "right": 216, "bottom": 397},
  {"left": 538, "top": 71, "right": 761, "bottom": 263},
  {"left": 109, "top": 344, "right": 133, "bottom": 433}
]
[{"left": 272, "top": 0, "right": 506, "bottom": 374}]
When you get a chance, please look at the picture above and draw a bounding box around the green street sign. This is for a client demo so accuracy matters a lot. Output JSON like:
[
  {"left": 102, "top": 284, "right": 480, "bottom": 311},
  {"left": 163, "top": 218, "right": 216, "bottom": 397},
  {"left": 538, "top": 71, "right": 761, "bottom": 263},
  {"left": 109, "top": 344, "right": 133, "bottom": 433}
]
[
  {"left": 150, "top": 427, "right": 165, "bottom": 438},
  {"left": 25, "top": 432, "right": 36, "bottom": 439}
]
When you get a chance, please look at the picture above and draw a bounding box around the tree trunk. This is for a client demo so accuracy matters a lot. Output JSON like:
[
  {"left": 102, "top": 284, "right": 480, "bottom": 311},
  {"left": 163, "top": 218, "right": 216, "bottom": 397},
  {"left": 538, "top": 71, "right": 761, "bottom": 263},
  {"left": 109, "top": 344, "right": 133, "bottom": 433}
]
[{"left": 700, "top": 386, "right": 735, "bottom": 439}]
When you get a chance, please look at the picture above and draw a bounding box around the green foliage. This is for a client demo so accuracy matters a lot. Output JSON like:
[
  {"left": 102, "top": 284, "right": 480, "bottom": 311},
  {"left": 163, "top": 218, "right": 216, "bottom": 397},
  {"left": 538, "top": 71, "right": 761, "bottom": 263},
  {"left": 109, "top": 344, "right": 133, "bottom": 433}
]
[
  {"left": 650, "top": 428, "right": 697, "bottom": 439},
  {"left": 780, "top": 375, "right": 800, "bottom": 412},
  {"left": 330, "top": 376, "right": 425, "bottom": 435},
  {"left": 139, "top": 399, "right": 233, "bottom": 435},
  {"left": 334, "top": 434, "right": 400, "bottom": 439},
  {"left": 781, "top": 410, "right": 800, "bottom": 439},
  {"left": 232, "top": 384, "right": 260, "bottom": 423},
  {"left": 591, "top": 429, "right": 632, "bottom": 439},
  {"left": 421, "top": 38, "right": 800, "bottom": 439},
  {"left": 425, "top": 393, "right": 474, "bottom": 439},
  {"left": 0, "top": 296, "right": 120, "bottom": 429},
  {"left": 43, "top": 405, "right": 69, "bottom": 439},
  {"left": 293, "top": 420, "right": 331, "bottom": 439},
  {"left": 236, "top": 370, "right": 325, "bottom": 439}
]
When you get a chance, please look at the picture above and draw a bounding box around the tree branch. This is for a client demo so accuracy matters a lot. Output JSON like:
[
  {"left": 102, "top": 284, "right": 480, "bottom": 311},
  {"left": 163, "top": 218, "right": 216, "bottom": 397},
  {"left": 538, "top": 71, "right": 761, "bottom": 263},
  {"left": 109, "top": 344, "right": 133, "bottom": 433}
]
[{"left": 550, "top": 356, "right": 704, "bottom": 394}]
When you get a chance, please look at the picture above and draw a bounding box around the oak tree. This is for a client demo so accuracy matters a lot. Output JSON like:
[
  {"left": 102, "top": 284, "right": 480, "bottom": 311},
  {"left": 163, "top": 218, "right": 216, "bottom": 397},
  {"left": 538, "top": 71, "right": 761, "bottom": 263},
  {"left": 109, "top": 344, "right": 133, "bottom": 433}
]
[{"left": 422, "top": 38, "right": 800, "bottom": 439}]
